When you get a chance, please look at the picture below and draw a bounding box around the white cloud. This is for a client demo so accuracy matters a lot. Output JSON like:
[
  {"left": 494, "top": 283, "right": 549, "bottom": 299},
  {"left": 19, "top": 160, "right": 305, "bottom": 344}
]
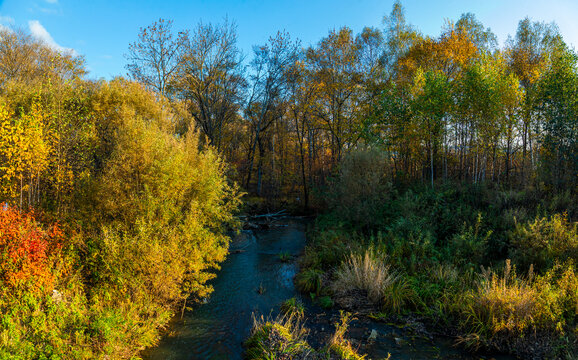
[
  {"left": 0, "top": 15, "right": 15, "bottom": 34},
  {"left": 28, "top": 20, "right": 76, "bottom": 55},
  {"left": 45, "top": 0, "right": 59, "bottom": 4}
]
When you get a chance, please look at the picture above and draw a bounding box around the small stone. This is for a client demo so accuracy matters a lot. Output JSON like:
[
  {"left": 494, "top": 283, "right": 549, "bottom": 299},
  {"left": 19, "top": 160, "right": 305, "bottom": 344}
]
[{"left": 368, "top": 329, "right": 378, "bottom": 342}]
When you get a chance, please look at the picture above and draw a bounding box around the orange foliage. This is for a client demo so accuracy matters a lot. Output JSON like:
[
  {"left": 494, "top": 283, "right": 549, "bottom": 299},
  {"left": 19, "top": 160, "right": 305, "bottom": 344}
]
[
  {"left": 398, "top": 26, "right": 478, "bottom": 82},
  {"left": 0, "top": 205, "right": 64, "bottom": 292}
]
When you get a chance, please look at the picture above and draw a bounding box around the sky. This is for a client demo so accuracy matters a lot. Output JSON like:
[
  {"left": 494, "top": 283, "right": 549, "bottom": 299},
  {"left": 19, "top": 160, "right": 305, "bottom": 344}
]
[{"left": 0, "top": 0, "right": 577, "bottom": 80}]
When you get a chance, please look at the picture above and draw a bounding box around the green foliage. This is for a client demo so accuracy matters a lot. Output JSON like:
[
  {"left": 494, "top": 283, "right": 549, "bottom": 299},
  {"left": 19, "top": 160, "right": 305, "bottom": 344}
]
[
  {"left": 536, "top": 43, "right": 578, "bottom": 192},
  {"left": 299, "top": 183, "right": 577, "bottom": 357},
  {"left": 318, "top": 296, "right": 334, "bottom": 309},
  {"left": 509, "top": 213, "right": 578, "bottom": 272},
  {"left": 450, "top": 214, "right": 492, "bottom": 267},
  {"left": 300, "top": 228, "right": 353, "bottom": 270}
]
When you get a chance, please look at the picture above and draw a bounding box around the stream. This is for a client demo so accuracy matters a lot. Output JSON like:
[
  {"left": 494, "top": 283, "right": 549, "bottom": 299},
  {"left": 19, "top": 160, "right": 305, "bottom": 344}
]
[{"left": 141, "top": 219, "right": 513, "bottom": 360}]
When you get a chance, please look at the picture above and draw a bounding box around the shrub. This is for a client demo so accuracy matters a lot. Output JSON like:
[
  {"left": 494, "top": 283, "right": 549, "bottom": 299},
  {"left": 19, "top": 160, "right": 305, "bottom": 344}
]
[
  {"left": 509, "top": 213, "right": 578, "bottom": 272},
  {"left": 0, "top": 207, "right": 65, "bottom": 293},
  {"left": 450, "top": 213, "right": 491, "bottom": 266},
  {"left": 318, "top": 296, "right": 334, "bottom": 309},
  {"left": 462, "top": 260, "right": 578, "bottom": 341},
  {"left": 325, "top": 149, "right": 392, "bottom": 229},
  {"left": 381, "top": 227, "right": 438, "bottom": 272},
  {"left": 464, "top": 261, "right": 540, "bottom": 337},
  {"left": 300, "top": 229, "right": 353, "bottom": 270}
]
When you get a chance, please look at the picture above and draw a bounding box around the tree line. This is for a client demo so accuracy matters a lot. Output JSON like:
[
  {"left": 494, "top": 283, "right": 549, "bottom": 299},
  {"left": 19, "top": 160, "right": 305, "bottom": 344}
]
[{"left": 126, "top": 2, "right": 577, "bottom": 208}]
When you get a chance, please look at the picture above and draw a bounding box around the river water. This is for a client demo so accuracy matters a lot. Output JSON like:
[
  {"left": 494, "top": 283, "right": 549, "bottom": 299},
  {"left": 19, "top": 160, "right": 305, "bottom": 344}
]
[{"left": 141, "top": 219, "right": 513, "bottom": 360}]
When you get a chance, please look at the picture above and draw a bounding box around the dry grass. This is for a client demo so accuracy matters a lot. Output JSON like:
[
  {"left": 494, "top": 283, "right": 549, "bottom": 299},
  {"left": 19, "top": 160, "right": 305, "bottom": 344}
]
[
  {"left": 473, "top": 260, "right": 538, "bottom": 334},
  {"left": 332, "top": 250, "right": 400, "bottom": 304}
]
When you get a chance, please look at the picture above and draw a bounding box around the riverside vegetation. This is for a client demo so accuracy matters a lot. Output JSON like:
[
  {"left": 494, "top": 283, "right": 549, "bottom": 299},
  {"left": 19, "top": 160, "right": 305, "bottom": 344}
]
[
  {"left": 294, "top": 150, "right": 577, "bottom": 359},
  {"left": 0, "top": 32, "right": 241, "bottom": 358},
  {"left": 1, "top": 0, "right": 577, "bottom": 359}
]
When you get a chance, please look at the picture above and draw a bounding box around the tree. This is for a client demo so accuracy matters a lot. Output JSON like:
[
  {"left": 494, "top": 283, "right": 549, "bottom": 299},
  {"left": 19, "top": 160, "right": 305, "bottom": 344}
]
[
  {"left": 0, "top": 27, "right": 85, "bottom": 89},
  {"left": 536, "top": 43, "right": 578, "bottom": 191},
  {"left": 244, "top": 31, "right": 299, "bottom": 194},
  {"left": 177, "top": 19, "right": 245, "bottom": 149},
  {"left": 410, "top": 68, "right": 452, "bottom": 187},
  {"left": 307, "top": 27, "right": 362, "bottom": 163},
  {"left": 125, "top": 19, "right": 187, "bottom": 98},
  {"left": 507, "top": 18, "right": 560, "bottom": 182},
  {"left": 382, "top": 0, "right": 420, "bottom": 78},
  {"left": 455, "top": 13, "right": 498, "bottom": 52}
]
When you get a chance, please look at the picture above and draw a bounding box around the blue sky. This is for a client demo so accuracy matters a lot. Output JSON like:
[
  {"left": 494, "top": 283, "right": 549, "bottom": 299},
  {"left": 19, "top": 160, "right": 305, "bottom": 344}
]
[{"left": 0, "top": 0, "right": 577, "bottom": 80}]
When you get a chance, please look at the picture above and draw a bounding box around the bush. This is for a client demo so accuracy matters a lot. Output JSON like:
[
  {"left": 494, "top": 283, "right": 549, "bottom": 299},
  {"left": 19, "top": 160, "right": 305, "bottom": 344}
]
[
  {"left": 509, "top": 213, "right": 578, "bottom": 272},
  {"left": 88, "top": 102, "right": 241, "bottom": 304},
  {"left": 325, "top": 149, "right": 392, "bottom": 229},
  {"left": 450, "top": 214, "right": 491, "bottom": 266},
  {"left": 462, "top": 260, "right": 578, "bottom": 341},
  {"left": 0, "top": 207, "right": 65, "bottom": 293},
  {"left": 464, "top": 261, "right": 540, "bottom": 337},
  {"left": 0, "top": 80, "right": 242, "bottom": 359},
  {"left": 300, "top": 228, "right": 354, "bottom": 270}
]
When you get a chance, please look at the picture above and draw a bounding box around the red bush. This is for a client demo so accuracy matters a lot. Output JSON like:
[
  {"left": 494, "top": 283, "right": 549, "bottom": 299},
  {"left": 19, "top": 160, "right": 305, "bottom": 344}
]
[{"left": 0, "top": 205, "right": 64, "bottom": 292}]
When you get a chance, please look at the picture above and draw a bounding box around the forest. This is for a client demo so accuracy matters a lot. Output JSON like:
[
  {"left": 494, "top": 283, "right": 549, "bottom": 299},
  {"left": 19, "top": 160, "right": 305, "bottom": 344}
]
[{"left": 0, "top": 1, "right": 576, "bottom": 359}]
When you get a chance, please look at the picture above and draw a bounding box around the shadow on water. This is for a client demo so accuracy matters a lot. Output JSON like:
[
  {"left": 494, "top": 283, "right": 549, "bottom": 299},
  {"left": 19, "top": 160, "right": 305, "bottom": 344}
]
[{"left": 141, "top": 219, "right": 514, "bottom": 360}]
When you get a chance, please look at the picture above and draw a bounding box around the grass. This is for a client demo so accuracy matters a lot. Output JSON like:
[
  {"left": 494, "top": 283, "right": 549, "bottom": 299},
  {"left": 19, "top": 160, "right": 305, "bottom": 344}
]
[
  {"left": 462, "top": 261, "right": 578, "bottom": 343},
  {"left": 245, "top": 310, "right": 369, "bottom": 360},
  {"left": 327, "top": 311, "right": 367, "bottom": 360},
  {"left": 332, "top": 251, "right": 399, "bottom": 304},
  {"left": 295, "top": 268, "right": 324, "bottom": 294},
  {"left": 278, "top": 251, "right": 292, "bottom": 262},
  {"left": 245, "top": 312, "right": 312, "bottom": 359},
  {"left": 280, "top": 297, "right": 305, "bottom": 316}
]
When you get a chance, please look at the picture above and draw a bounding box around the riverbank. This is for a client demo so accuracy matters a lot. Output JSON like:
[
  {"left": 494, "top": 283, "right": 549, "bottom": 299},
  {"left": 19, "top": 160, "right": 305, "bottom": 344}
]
[
  {"left": 143, "top": 218, "right": 509, "bottom": 359},
  {"left": 293, "top": 184, "right": 577, "bottom": 359}
]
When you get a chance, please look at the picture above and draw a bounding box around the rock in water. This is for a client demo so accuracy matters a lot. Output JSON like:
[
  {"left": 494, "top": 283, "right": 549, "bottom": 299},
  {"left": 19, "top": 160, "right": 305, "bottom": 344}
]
[{"left": 368, "top": 329, "right": 378, "bottom": 342}]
